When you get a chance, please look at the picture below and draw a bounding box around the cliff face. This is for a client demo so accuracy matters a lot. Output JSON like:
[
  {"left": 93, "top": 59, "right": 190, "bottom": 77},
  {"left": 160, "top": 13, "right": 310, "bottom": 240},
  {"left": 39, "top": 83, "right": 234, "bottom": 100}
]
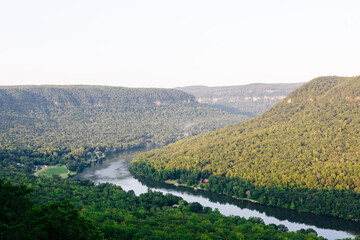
[
  {"left": 0, "top": 86, "right": 195, "bottom": 112},
  {"left": 176, "top": 82, "right": 304, "bottom": 116}
]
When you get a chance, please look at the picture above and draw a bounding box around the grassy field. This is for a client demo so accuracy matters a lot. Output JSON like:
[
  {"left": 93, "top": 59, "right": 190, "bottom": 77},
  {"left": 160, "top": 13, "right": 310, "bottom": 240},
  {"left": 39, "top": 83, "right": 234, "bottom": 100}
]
[
  {"left": 166, "top": 180, "right": 179, "bottom": 184},
  {"left": 39, "top": 166, "right": 71, "bottom": 178}
]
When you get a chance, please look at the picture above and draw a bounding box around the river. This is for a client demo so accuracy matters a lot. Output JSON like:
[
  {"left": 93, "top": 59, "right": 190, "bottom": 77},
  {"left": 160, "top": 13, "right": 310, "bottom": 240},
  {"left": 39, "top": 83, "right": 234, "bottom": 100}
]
[{"left": 75, "top": 149, "right": 360, "bottom": 240}]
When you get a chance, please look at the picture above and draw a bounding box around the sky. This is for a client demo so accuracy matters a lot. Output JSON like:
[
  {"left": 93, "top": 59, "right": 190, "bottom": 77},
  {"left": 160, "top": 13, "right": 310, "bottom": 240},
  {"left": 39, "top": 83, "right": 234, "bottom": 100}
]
[{"left": 0, "top": 0, "right": 359, "bottom": 88}]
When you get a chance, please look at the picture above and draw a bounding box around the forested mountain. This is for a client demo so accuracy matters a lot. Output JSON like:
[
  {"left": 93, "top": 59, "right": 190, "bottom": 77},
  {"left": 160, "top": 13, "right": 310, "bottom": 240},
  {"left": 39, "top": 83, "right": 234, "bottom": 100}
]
[
  {"left": 0, "top": 86, "right": 246, "bottom": 172},
  {"left": 132, "top": 76, "right": 360, "bottom": 220},
  {"left": 176, "top": 82, "right": 303, "bottom": 117}
]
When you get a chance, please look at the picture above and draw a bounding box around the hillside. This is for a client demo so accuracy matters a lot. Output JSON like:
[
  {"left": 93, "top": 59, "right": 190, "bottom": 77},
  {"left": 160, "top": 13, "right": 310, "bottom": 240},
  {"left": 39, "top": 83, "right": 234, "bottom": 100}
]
[
  {"left": 176, "top": 82, "right": 303, "bottom": 117},
  {"left": 132, "top": 76, "right": 360, "bottom": 220},
  {"left": 0, "top": 86, "right": 246, "bottom": 172}
]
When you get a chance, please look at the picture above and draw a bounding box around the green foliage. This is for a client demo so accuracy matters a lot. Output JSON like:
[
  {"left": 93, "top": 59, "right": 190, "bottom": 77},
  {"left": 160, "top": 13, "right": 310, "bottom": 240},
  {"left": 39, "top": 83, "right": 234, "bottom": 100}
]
[
  {"left": 0, "top": 178, "right": 103, "bottom": 239},
  {"left": 0, "top": 179, "right": 33, "bottom": 234},
  {"left": 1, "top": 172, "right": 325, "bottom": 240},
  {"left": 0, "top": 86, "right": 246, "bottom": 172},
  {"left": 132, "top": 76, "right": 360, "bottom": 219},
  {"left": 20, "top": 200, "right": 104, "bottom": 240},
  {"left": 130, "top": 161, "right": 360, "bottom": 220},
  {"left": 188, "top": 202, "right": 203, "bottom": 213}
]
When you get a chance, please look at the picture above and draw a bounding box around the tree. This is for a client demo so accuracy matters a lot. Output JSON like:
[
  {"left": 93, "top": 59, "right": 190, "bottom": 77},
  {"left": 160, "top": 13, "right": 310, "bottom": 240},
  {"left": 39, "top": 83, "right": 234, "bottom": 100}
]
[
  {"left": 21, "top": 200, "right": 104, "bottom": 240},
  {"left": 189, "top": 202, "right": 203, "bottom": 213}
]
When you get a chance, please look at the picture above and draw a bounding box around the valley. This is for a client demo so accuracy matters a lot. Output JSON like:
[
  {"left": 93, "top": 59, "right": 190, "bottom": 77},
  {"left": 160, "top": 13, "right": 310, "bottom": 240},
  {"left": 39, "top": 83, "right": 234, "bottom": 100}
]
[
  {"left": 0, "top": 86, "right": 246, "bottom": 174},
  {"left": 1, "top": 80, "right": 360, "bottom": 239}
]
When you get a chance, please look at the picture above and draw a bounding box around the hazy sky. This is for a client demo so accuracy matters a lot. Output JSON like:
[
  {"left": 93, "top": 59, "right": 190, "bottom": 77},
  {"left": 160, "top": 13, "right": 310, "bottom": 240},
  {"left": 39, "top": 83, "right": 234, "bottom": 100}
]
[{"left": 0, "top": 0, "right": 359, "bottom": 88}]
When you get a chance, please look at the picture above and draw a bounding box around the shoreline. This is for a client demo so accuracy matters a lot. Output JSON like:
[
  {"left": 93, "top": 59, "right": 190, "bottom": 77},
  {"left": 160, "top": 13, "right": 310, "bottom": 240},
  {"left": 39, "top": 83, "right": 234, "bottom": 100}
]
[
  {"left": 164, "top": 180, "right": 260, "bottom": 204},
  {"left": 163, "top": 179, "right": 360, "bottom": 222}
]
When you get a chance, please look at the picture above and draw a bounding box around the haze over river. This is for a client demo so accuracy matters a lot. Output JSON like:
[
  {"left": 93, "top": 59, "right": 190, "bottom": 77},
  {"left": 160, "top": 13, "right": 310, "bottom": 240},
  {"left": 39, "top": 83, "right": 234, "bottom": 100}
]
[{"left": 76, "top": 149, "right": 360, "bottom": 240}]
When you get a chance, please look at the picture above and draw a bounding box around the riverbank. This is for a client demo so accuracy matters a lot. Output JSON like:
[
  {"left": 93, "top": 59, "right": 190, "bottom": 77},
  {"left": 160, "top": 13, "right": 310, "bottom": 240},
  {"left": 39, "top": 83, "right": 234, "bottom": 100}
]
[
  {"left": 75, "top": 149, "right": 360, "bottom": 239},
  {"left": 164, "top": 179, "right": 260, "bottom": 204}
]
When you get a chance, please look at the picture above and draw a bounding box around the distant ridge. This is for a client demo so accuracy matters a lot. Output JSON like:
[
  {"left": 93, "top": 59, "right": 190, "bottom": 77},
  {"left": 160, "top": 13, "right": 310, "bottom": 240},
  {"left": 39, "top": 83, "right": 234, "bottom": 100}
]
[
  {"left": 176, "top": 82, "right": 304, "bottom": 117},
  {"left": 0, "top": 85, "right": 246, "bottom": 171}
]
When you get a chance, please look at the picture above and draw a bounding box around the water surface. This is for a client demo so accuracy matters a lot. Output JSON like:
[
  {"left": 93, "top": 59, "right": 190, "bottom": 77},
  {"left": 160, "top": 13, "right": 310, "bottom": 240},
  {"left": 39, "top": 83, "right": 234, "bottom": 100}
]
[{"left": 76, "top": 150, "right": 360, "bottom": 240}]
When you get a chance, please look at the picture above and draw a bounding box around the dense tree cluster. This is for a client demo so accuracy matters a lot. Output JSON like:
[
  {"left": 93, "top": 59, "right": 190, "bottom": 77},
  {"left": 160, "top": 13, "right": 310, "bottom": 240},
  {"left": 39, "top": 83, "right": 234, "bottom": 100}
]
[
  {"left": 130, "top": 162, "right": 360, "bottom": 220},
  {"left": 1, "top": 171, "right": 327, "bottom": 239},
  {"left": 132, "top": 76, "right": 360, "bottom": 220},
  {"left": 0, "top": 86, "right": 246, "bottom": 172},
  {"left": 0, "top": 178, "right": 103, "bottom": 239}
]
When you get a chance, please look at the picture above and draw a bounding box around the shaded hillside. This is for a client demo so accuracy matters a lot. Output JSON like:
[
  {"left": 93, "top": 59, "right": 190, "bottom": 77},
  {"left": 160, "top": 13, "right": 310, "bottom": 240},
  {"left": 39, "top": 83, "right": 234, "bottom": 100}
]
[
  {"left": 176, "top": 82, "right": 303, "bottom": 117},
  {"left": 0, "top": 86, "right": 246, "bottom": 171},
  {"left": 132, "top": 76, "right": 360, "bottom": 220}
]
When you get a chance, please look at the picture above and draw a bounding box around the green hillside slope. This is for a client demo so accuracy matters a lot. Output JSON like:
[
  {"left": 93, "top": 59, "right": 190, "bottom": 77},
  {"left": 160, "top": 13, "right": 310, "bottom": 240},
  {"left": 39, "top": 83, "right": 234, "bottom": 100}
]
[
  {"left": 0, "top": 86, "right": 246, "bottom": 172},
  {"left": 131, "top": 76, "right": 360, "bottom": 220},
  {"left": 176, "top": 82, "right": 303, "bottom": 117}
]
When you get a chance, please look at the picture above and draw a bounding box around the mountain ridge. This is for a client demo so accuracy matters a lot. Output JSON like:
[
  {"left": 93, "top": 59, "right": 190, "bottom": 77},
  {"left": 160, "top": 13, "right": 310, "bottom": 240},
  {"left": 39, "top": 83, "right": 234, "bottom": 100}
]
[
  {"left": 131, "top": 76, "right": 360, "bottom": 220},
  {"left": 135, "top": 76, "right": 360, "bottom": 191},
  {"left": 176, "top": 82, "right": 304, "bottom": 116},
  {"left": 0, "top": 86, "right": 246, "bottom": 172}
]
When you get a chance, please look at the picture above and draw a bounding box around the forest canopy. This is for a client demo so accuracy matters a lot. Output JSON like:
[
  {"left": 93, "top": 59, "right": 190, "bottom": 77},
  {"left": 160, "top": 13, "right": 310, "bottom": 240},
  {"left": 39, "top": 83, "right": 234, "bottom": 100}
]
[
  {"left": 0, "top": 172, "right": 326, "bottom": 240},
  {"left": 132, "top": 76, "right": 360, "bottom": 220},
  {"left": 0, "top": 86, "right": 246, "bottom": 172}
]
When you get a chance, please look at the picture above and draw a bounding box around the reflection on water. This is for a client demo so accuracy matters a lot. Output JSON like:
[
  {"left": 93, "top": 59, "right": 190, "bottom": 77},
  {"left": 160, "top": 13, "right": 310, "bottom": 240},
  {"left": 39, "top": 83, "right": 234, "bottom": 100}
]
[{"left": 76, "top": 150, "right": 360, "bottom": 240}]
